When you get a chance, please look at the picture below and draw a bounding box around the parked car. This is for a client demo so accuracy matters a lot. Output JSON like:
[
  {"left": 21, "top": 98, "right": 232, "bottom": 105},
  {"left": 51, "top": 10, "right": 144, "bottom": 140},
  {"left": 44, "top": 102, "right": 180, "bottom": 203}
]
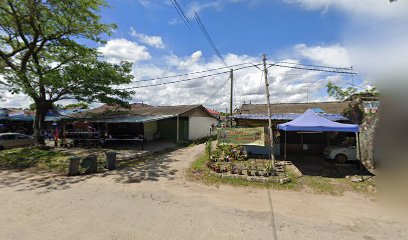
[
  {"left": 0, "top": 133, "right": 34, "bottom": 150},
  {"left": 323, "top": 144, "right": 357, "bottom": 164}
]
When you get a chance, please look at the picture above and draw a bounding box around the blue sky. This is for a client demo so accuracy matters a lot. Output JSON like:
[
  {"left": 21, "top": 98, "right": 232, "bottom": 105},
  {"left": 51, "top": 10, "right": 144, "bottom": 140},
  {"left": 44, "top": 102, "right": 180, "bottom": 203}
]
[
  {"left": 100, "top": 0, "right": 344, "bottom": 61},
  {"left": 2, "top": 0, "right": 407, "bottom": 110}
]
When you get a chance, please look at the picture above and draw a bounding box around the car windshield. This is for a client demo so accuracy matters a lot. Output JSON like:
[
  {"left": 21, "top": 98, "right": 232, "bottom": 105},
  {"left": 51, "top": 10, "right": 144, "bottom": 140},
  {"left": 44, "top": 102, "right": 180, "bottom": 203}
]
[{"left": 337, "top": 137, "right": 356, "bottom": 147}]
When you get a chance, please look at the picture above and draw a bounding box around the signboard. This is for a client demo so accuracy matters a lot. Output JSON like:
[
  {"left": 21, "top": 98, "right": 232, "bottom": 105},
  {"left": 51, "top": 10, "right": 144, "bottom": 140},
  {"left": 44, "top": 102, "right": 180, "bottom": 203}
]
[{"left": 217, "top": 127, "right": 265, "bottom": 146}]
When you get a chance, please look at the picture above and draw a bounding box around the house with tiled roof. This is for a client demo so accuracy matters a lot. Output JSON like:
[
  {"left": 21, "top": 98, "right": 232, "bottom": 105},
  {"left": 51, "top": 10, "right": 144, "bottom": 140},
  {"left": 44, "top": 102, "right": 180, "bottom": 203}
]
[{"left": 70, "top": 104, "right": 218, "bottom": 142}]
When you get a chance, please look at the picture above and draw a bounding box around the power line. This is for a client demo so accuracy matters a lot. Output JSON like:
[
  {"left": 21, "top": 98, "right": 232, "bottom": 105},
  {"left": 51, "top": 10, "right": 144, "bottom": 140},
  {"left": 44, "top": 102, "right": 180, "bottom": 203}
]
[
  {"left": 130, "top": 62, "right": 256, "bottom": 84},
  {"left": 169, "top": 1, "right": 228, "bottom": 67},
  {"left": 269, "top": 63, "right": 357, "bottom": 75},
  {"left": 125, "top": 64, "right": 256, "bottom": 90},
  {"left": 193, "top": 11, "right": 228, "bottom": 67},
  {"left": 203, "top": 76, "right": 231, "bottom": 104},
  {"left": 126, "top": 71, "right": 229, "bottom": 90},
  {"left": 275, "top": 61, "right": 354, "bottom": 71},
  {"left": 170, "top": 0, "right": 191, "bottom": 28}
]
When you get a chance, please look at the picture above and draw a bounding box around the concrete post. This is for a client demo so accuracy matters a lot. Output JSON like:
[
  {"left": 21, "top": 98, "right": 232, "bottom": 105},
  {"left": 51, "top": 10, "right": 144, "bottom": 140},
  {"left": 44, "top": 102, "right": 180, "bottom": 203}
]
[
  {"left": 105, "top": 151, "right": 117, "bottom": 170},
  {"left": 68, "top": 156, "right": 80, "bottom": 176},
  {"left": 176, "top": 115, "right": 180, "bottom": 142}
]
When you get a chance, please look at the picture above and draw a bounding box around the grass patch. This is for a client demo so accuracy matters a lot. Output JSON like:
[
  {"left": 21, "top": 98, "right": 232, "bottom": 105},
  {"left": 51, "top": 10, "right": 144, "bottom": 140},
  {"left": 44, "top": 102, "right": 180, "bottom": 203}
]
[
  {"left": 0, "top": 147, "right": 70, "bottom": 173},
  {"left": 187, "top": 153, "right": 376, "bottom": 195},
  {"left": 301, "top": 176, "right": 343, "bottom": 195},
  {"left": 299, "top": 176, "right": 376, "bottom": 196}
]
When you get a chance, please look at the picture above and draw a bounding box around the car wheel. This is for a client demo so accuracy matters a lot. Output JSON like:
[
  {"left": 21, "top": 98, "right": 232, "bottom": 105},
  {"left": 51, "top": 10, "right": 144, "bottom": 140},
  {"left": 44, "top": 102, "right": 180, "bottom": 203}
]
[{"left": 335, "top": 154, "right": 348, "bottom": 164}]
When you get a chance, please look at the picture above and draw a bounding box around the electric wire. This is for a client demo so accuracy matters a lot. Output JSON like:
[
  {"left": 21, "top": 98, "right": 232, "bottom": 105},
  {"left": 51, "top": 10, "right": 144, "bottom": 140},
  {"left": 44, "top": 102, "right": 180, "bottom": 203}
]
[
  {"left": 275, "top": 61, "right": 354, "bottom": 71},
  {"left": 269, "top": 63, "right": 357, "bottom": 75},
  {"left": 193, "top": 11, "right": 228, "bottom": 67},
  {"left": 130, "top": 62, "right": 256, "bottom": 84},
  {"left": 123, "top": 64, "right": 256, "bottom": 90},
  {"left": 170, "top": 0, "right": 191, "bottom": 28}
]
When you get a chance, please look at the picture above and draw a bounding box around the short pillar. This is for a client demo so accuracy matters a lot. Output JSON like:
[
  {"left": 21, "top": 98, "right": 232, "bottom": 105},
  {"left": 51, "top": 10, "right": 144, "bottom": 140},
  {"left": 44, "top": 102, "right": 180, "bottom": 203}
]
[
  {"left": 68, "top": 156, "right": 80, "bottom": 176},
  {"left": 81, "top": 155, "right": 98, "bottom": 174},
  {"left": 105, "top": 151, "right": 117, "bottom": 170}
]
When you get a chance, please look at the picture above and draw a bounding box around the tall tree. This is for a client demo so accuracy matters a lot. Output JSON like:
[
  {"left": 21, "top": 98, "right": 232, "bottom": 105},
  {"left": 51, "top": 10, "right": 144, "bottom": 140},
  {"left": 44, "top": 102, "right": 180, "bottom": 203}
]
[{"left": 0, "top": 0, "right": 134, "bottom": 144}]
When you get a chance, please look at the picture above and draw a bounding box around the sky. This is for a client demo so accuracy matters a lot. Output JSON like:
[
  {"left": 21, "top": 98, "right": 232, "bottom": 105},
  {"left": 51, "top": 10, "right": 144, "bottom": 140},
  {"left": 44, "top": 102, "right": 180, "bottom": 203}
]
[{"left": 1, "top": 0, "right": 408, "bottom": 111}]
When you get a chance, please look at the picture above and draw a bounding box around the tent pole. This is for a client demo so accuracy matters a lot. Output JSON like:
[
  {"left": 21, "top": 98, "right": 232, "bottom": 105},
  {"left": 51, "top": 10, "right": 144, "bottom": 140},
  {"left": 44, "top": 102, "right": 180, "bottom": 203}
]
[
  {"left": 284, "top": 131, "right": 287, "bottom": 161},
  {"left": 356, "top": 132, "right": 364, "bottom": 182}
]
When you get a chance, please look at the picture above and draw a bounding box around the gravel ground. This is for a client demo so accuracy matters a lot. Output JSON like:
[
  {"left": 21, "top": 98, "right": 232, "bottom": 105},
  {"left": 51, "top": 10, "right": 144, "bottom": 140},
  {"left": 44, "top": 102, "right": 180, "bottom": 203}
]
[{"left": 0, "top": 144, "right": 406, "bottom": 240}]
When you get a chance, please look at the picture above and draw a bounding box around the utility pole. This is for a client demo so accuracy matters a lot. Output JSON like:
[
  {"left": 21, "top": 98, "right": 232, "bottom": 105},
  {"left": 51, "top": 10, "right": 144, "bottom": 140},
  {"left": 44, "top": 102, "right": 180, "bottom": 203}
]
[
  {"left": 230, "top": 69, "right": 233, "bottom": 127},
  {"left": 262, "top": 54, "right": 275, "bottom": 168}
]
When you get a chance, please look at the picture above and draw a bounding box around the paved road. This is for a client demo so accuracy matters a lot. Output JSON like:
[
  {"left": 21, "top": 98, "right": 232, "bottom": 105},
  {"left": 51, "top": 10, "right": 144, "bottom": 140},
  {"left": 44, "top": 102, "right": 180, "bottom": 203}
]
[{"left": 0, "top": 144, "right": 406, "bottom": 240}]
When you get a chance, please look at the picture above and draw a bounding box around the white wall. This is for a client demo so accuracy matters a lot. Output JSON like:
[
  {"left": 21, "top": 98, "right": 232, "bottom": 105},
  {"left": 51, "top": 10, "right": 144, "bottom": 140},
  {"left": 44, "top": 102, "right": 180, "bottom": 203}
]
[
  {"left": 144, "top": 121, "right": 158, "bottom": 141},
  {"left": 188, "top": 117, "right": 218, "bottom": 140}
]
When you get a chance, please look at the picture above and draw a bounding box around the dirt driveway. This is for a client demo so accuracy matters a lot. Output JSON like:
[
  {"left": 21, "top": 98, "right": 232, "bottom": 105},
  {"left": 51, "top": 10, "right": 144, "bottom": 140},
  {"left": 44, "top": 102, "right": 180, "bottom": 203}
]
[{"left": 0, "top": 144, "right": 406, "bottom": 240}]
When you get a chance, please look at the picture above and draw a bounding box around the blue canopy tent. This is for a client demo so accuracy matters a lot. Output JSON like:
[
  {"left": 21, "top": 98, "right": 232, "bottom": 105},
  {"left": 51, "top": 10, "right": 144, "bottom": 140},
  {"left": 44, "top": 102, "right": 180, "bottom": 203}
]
[
  {"left": 278, "top": 109, "right": 359, "bottom": 133},
  {"left": 278, "top": 109, "right": 361, "bottom": 165}
]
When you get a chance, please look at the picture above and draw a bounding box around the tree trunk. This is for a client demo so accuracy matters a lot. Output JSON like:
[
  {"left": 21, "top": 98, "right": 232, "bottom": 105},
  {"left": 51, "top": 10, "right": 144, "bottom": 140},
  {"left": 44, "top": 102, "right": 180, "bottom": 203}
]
[{"left": 33, "top": 100, "right": 51, "bottom": 145}]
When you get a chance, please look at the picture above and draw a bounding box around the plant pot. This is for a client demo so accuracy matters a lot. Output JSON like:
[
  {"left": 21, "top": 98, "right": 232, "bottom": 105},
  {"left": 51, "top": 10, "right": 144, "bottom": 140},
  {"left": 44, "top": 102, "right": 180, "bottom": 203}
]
[
  {"left": 214, "top": 166, "right": 221, "bottom": 173},
  {"left": 237, "top": 169, "right": 243, "bottom": 175}
]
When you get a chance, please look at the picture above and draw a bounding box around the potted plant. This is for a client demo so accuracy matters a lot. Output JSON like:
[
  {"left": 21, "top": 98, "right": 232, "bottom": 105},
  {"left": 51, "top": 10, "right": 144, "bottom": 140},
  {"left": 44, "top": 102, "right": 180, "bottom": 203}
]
[
  {"left": 248, "top": 165, "right": 256, "bottom": 176},
  {"left": 230, "top": 164, "right": 238, "bottom": 174},
  {"left": 220, "top": 164, "right": 228, "bottom": 173},
  {"left": 214, "top": 163, "right": 221, "bottom": 173},
  {"left": 237, "top": 165, "right": 243, "bottom": 175},
  {"left": 264, "top": 164, "right": 272, "bottom": 177},
  {"left": 257, "top": 165, "right": 264, "bottom": 176}
]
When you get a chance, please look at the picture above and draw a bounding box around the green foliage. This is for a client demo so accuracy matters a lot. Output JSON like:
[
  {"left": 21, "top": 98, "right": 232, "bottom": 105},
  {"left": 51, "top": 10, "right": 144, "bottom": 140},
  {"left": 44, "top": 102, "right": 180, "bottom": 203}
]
[
  {"left": 326, "top": 82, "right": 358, "bottom": 101},
  {"left": 0, "top": 0, "right": 134, "bottom": 142},
  {"left": 187, "top": 153, "right": 375, "bottom": 195},
  {"left": 186, "top": 153, "right": 299, "bottom": 190},
  {"left": 62, "top": 102, "right": 89, "bottom": 110},
  {"left": 326, "top": 81, "right": 379, "bottom": 101},
  {"left": 205, "top": 139, "right": 212, "bottom": 162},
  {"left": 29, "top": 102, "right": 62, "bottom": 111}
]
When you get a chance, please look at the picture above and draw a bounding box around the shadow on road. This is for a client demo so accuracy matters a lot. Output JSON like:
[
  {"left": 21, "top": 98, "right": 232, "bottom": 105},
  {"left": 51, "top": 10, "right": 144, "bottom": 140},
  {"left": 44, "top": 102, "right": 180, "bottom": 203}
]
[
  {"left": 102, "top": 152, "right": 179, "bottom": 183},
  {"left": 0, "top": 170, "right": 93, "bottom": 193},
  {"left": 289, "top": 155, "right": 374, "bottom": 178},
  {"left": 0, "top": 148, "right": 181, "bottom": 193}
]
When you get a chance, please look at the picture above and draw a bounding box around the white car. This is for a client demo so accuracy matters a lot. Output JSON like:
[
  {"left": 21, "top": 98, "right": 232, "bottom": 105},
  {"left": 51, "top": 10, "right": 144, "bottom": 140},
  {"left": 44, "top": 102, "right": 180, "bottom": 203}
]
[
  {"left": 0, "top": 133, "right": 34, "bottom": 150},
  {"left": 323, "top": 145, "right": 357, "bottom": 164}
]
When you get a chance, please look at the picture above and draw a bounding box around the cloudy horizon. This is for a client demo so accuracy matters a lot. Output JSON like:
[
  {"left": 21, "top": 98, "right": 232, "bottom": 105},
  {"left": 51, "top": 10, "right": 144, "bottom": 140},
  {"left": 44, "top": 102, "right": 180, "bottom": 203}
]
[{"left": 1, "top": 0, "right": 406, "bottom": 111}]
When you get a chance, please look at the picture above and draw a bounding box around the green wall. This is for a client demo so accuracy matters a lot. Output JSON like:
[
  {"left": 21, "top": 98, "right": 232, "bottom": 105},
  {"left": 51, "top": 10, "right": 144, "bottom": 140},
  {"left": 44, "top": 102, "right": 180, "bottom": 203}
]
[{"left": 157, "top": 117, "right": 189, "bottom": 142}]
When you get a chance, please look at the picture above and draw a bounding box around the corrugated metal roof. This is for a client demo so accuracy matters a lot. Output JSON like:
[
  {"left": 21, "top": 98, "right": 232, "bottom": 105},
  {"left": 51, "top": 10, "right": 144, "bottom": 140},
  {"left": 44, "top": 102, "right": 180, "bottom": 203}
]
[
  {"left": 0, "top": 109, "right": 88, "bottom": 122},
  {"left": 238, "top": 102, "right": 350, "bottom": 115},
  {"left": 232, "top": 113, "right": 348, "bottom": 122},
  {"left": 88, "top": 115, "right": 174, "bottom": 123},
  {"left": 73, "top": 104, "right": 205, "bottom": 118}
]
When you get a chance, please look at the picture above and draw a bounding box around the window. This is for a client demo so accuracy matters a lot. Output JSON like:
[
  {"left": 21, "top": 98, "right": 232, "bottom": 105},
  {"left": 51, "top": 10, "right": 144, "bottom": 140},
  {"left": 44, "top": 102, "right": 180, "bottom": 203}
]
[
  {"left": 16, "top": 134, "right": 29, "bottom": 139},
  {"left": 0, "top": 134, "right": 17, "bottom": 140}
]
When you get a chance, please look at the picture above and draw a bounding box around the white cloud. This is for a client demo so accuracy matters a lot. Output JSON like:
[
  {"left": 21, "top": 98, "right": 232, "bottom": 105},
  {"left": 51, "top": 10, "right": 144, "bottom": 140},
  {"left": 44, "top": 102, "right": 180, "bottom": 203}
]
[
  {"left": 0, "top": 91, "right": 32, "bottom": 108},
  {"left": 294, "top": 44, "right": 351, "bottom": 67},
  {"left": 97, "top": 38, "right": 151, "bottom": 64},
  {"left": 129, "top": 27, "right": 165, "bottom": 49},
  {"left": 284, "top": 0, "right": 408, "bottom": 20},
  {"left": 1, "top": 47, "right": 356, "bottom": 110},
  {"left": 121, "top": 50, "right": 347, "bottom": 111}
]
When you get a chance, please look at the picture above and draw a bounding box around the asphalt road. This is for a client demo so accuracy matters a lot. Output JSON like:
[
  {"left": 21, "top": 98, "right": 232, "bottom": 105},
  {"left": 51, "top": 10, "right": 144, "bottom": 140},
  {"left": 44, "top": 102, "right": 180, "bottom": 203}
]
[{"left": 0, "top": 144, "right": 406, "bottom": 240}]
